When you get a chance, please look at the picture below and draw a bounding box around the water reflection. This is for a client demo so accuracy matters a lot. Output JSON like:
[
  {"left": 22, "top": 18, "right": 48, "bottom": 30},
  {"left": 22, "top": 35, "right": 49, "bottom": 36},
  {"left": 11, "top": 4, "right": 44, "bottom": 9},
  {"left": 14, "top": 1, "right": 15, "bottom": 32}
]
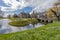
[{"left": 0, "top": 19, "right": 44, "bottom": 34}]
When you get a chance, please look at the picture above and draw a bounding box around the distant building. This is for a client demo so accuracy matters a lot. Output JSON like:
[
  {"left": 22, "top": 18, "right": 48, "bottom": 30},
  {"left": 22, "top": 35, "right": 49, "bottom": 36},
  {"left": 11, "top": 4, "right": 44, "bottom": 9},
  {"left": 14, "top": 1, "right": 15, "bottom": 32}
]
[
  {"left": 30, "top": 11, "right": 37, "bottom": 18},
  {"left": 18, "top": 12, "right": 31, "bottom": 18},
  {"left": 36, "top": 12, "right": 46, "bottom": 18},
  {"left": 30, "top": 11, "right": 46, "bottom": 18}
]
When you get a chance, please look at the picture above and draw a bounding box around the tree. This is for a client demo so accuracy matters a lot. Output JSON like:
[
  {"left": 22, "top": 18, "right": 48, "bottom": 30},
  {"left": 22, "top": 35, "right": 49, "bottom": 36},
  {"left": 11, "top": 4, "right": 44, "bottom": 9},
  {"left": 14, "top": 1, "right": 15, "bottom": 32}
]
[
  {"left": 46, "top": 2, "right": 60, "bottom": 21},
  {"left": 50, "top": 9, "right": 60, "bottom": 21},
  {"left": 8, "top": 15, "right": 11, "bottom": 19},
  {"left": 0, "top": 10, "right": 4, "bottom": 18},
  {"left": 13, "top": 14, "right": 18, "bottom": 18},
  {"left": 52, "top": 2, "right": 60, "bottom": 21}
]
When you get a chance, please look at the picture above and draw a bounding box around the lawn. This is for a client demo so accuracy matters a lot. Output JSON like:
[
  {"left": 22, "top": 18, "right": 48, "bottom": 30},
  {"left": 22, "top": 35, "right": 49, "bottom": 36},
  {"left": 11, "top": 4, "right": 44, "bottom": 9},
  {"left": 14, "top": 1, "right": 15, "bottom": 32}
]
[{"left": 0, "top": 21, "right": 60, "bottom": 40}]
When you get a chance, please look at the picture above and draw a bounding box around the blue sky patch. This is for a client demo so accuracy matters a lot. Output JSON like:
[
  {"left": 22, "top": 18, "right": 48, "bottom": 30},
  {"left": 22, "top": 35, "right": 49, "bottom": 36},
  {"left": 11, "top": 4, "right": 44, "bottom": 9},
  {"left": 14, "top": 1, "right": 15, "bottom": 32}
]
[{"left": 0, "top": 0, "right": 10, "bottom": 7}]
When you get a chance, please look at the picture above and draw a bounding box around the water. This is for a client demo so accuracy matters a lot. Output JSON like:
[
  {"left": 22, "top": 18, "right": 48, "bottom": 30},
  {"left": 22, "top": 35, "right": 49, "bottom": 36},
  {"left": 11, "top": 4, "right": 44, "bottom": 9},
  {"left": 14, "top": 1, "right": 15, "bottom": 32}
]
[{"left": 0, "top": 19, "right": 44, "bottom": 34}]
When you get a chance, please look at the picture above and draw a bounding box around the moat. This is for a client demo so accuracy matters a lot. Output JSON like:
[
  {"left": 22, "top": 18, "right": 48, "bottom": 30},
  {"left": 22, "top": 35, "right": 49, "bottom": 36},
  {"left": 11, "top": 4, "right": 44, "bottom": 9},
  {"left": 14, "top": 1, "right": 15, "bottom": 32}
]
[{"left": 0, "top": 19, "right": 44, "bottom": 34}]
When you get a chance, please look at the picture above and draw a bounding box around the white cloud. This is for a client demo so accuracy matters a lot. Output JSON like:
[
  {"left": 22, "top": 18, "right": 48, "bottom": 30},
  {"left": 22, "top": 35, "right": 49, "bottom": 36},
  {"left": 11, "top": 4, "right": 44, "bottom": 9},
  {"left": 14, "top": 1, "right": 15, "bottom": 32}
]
[
  {"left": 30, "top": 0, "right": 59, "bottom": 13},
  {"left": 1, "top": 7, "right": 15, "bottom": 11},
  {"left": 1, "top": 0, "right": 27, "bottom": 11},
  {"left": 0, "top": 0, "right": 59, "bottom": 13}
]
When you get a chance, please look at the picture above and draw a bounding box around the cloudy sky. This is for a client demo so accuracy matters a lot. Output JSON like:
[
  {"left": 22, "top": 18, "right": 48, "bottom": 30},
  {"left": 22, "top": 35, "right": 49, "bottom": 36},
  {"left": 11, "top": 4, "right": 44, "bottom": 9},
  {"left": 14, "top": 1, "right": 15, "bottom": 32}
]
[{"left": 0, "top": 0, "right": 58, "bottom": 15}]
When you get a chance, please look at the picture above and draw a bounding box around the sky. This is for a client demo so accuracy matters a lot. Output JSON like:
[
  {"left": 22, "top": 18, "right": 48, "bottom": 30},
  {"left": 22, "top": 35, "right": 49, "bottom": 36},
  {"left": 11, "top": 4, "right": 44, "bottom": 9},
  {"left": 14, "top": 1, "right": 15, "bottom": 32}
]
[{"left": 0, "top": 0, "right": 59, "bottom": 16}]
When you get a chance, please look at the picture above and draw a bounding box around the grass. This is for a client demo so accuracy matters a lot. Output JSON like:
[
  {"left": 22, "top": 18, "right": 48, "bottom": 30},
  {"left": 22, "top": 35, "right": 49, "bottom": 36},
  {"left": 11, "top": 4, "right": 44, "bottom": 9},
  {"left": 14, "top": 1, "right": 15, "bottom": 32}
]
[
  {"left": 27, "top": 18, "right": 38, "bottom": 24},
  {"left": 9, "top": 18, "right": 38, "bottom": 27},
  {"left": 0, "top": 21, "right": 60, "bottom": 40},
  {"left": 0, "top": 18, "right": 6, "bottom": 19},
  {"left": 9, "top": 21, "right": 29, "bottom": 27}
]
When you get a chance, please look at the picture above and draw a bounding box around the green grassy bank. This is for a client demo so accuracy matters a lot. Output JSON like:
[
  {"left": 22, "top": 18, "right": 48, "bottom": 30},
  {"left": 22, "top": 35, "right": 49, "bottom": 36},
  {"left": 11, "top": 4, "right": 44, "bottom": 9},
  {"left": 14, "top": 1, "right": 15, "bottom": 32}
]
[
  {"left": 0, "top": 18, "right": 6, "bottom": 19},
  {"left": 9, "top": 18, "right": 38, "bottom": 27},
  {"left": 0, "top": 21, "right": 60, "bottom": 40}
]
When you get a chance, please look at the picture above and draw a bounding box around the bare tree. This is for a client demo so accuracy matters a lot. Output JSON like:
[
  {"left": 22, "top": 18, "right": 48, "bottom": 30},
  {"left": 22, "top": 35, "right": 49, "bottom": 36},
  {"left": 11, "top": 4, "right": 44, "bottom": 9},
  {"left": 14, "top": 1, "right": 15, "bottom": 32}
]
[
  {"left": 50, "top": 9, "right": 60, "bottom": 21},
  {"left": 52, "top": 1, "right": 60, "bottom": 21}
]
